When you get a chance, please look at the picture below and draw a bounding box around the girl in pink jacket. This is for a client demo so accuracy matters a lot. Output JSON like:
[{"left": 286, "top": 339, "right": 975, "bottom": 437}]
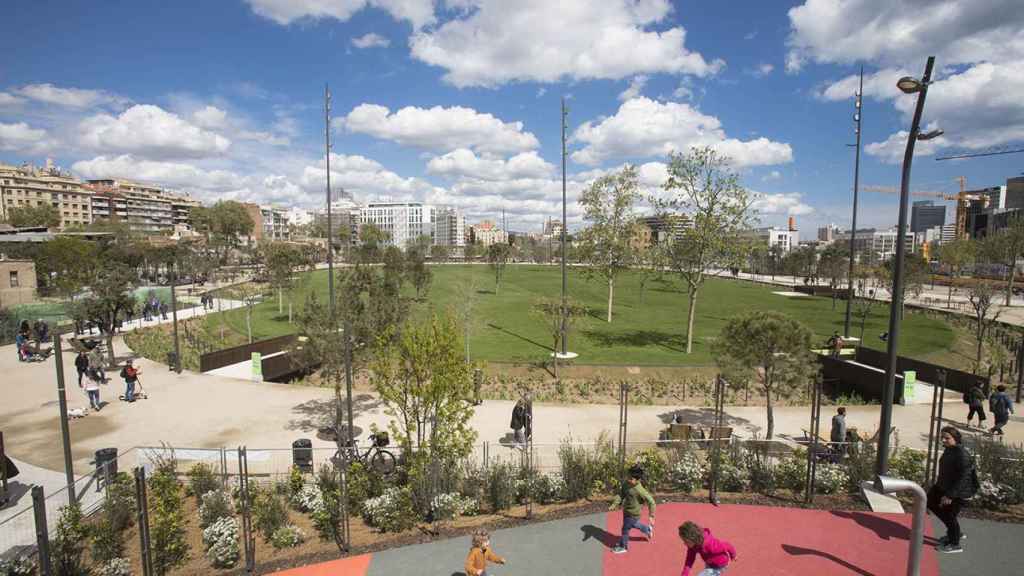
[{"left": 678, "top": 521, "right": 737, "bottom": 576}]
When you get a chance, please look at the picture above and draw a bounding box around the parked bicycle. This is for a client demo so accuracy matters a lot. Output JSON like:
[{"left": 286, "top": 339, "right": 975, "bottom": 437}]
[{"left": 332, "top": 431, "right": 397, "bottom": 476}]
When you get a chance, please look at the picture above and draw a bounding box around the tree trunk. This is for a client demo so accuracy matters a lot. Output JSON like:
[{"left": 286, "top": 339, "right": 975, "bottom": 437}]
[
  {"left": 947, "top": 281, "right": 953, "bottom": 309},
  {"left": 465, "top": 326, "right": 471, "bottom": 364},
  {"left": 246, "top": 308, "right": 253, "bottom": 344},
  {"left": 106, "top": 333, "right": 115, "bottom": 366},
  {"left": 607, "top": 277, "right": 614, "bottom": 323},
  {"left": 685, "top": 289, "right": 698, "bottom": 354},
  {"left": 1007, "top": 263, "right": 1015, "bottom": 306},
  {"left": 278, "top": 288, "right": 283, "bottom": 314},
  {"left": 765, "top": 385, "right": 774, "bottom": 440},
  {"left": 288, "top": 301, "right": 293, "bottom": 324},
  {"left": 976, "top": 320, "right": 985, "bottom": 371}
]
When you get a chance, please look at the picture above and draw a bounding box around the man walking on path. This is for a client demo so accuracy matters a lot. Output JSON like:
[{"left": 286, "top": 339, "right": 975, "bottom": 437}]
[
  {"left": 88, "top": 346, "right": 106, "bottom": 383},
  {"left": 75, "top": 351, "right": 89, "bottom": 387},
  {"left": 610, "top": 466, "right": 656, "bottom": 554},
  {"left": 989, "top": 384, "right": 1015, "bottom": 435},
  {"left": 510, "top": 398, "right": 528, "bottom": 447},
  {"left": 928, "top": 426, "right": 978, "bottom": 554},
  {"left": 121, "top": 360, "right": 141, "bottom": 403},
  {"left": 966, "top": 383, "right": 987, "bottom": 428},
  {"left": 830, "top": 407, "right": 847, "bottom": 460}
]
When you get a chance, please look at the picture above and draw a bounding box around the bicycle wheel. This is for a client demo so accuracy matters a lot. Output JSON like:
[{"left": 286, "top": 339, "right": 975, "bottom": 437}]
[{"left": 370, "top": 450, "right": 397, "bottom": 476}]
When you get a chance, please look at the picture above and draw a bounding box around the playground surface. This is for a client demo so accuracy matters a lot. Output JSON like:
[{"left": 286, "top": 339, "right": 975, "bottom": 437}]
[{"left": 269, "top": 501, "right": 1024, "bottom": 576}]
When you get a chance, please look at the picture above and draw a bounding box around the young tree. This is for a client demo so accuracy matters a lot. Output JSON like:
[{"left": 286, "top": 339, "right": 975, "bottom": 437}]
[
  {"left": 935, "top": 238, "right": 976, "bottom": 308},
  {"left": 430, "top": 244, "right": 450, "bottom": 263},
  {"left": 486, "top": 243, "right": 511, "bottom": 295},
  {"left": 357, "top": 224, "right": 390, "bottom": 263},
  {"left": 6, "top": 203, "right": 62, "bottom": 229},
  {"left": 577, "top": 165, "right": 640, "bottom": 322},
  {"left": 190, "top": 201, "right": 254, "bottom": 264},
  {"left": 881, "top": 253, "right": 929, "bottom": 318},
  {"left": 982, "top": 216, "right": 1024, "bottom": 306},
  {"left": 713, "top": 311, "right": 817, "bottom": 439},
  {"left": 967, "top": 282, "right": 1002, "bottom": 373},
  {"left": 452, "top": 276, "right": 480, "bottom": 363},
  {"left": 654, "top": 147, "right": 756, "bottom": 354},
  {"left": 818, "top": 243, "right": 849, "bottom": 310},
  {"left": 370, "top": 314, "right": 477, "bottom": 458},
  {"left": 406, "top": 247, "right": 433, "bottom": 300},
  {"left": 634, "top": 241, "right": 666, "bottom": 306},
  {"left": 78, "top": 265, "right": 136, "bottom": 364},
  {"left": 34, "top": 236, "right": 99, "bottom": 299},
  {"left": 853, "top": 286, "right": 877, "bottom": 342},
  {"left": 261, "top": 242, "right": 302, "bottom": 315},
  {"left": 532, "top": 297, "right": 589, "bottom": 379},
  {"left": 463, "top": 243, "right": 479, "bottom": 262},
  {"left": 229, "top": 283, "right": 264, "bottom": 343}
]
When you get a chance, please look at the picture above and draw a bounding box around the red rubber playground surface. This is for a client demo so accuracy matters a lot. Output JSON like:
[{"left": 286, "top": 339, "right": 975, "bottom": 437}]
[{"left": 272, "top": 503, "right": 940, "bottom": 576}]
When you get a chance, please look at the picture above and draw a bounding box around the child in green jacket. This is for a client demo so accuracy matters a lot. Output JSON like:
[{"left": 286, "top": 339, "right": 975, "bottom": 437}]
[{"left": 610, "top": 465, "right": 656, "bottom": 554}]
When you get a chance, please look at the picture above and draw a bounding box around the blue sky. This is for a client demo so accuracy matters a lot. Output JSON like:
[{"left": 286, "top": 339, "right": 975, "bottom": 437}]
[{"left": 1, "top": 0, "right": 1022, "bottom": 232}]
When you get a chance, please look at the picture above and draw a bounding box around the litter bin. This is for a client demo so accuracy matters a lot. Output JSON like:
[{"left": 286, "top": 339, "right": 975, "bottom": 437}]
[
  {"left": 292, "top": 439, "right": 313, "bottom": 473},
  {"left": 166, "top": 352, "right": 179, "bottom": 371},
  {"left": 94, "top": 447, "right": 118, "bottom": 491}
]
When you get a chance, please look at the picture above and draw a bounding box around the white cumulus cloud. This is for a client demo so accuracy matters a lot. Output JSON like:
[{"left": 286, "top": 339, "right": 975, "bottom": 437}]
[
  {"left": 72, "top": 154, "right": 247, "bottom": 192},
  {"left": 78, "top": 104, "right": 231, "bottom": 159},
  {"left": 15, "top": 83, "right": 126, "bottom": 109},
  {"left": 341, "top": 103, "right": 539, "bottom": 154},
  {"left": 618, "top": 76, "right": 649, "bottom": 101},
  {"left": 0, "top": 122, "right": 52, "bottom": 153},
  {"left": 410, "top": 0, "right": 723, "bottom": 87},
  {"left": 752, "top": 191, "right": 814, "bottom": 216},
  {"left": 244, "top": 0, "right": 435, "bottom": 29},
  {"left": 426, "top": 149, "right": 554, "bottom": 181},
  {"left": 352, "top": 32, "right": 390, "bottom": 48},
  {"left": 571, "top": 97, "right": 793, "bottom": 168}
]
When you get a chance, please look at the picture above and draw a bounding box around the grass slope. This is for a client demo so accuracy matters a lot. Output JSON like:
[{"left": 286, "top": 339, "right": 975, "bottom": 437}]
[{"left": 210, "top": 265, "right": 954, "bottom": 366}]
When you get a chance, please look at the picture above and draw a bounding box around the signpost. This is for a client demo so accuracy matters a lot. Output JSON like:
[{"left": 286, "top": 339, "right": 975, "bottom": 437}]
[
  {"left": 902, "top": 370, "right": 916, "bottom": 405},
  {"left": 251, "top": 352, "right": 262, "bottom": 382}
]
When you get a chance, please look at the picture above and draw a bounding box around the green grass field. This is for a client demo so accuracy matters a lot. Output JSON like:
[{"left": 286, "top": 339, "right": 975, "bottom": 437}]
[{"left": 209, "top": 265, "right": 955, "bottom": 366}]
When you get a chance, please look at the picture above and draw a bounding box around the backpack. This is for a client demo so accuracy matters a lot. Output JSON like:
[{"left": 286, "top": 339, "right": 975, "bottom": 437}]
[
  {"left": 990, "top": 394, "right": 1007, "bottom": 413},
  {"left": 968, "top": 463, "right": 980, "bottom": 498},
  {"left": 120, "top": 366, "right": 128, "bottom": 379},
  {"left": 962, "top": 392, "right": 970, "bottom": 404}
]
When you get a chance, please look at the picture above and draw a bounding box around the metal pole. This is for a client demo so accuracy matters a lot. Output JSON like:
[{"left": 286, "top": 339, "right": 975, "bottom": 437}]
[
  {"left": 32, "top": 486, "right": 51, "bottom": 576},
  {"left": 135, "top": 467, "right": 153, "bottom": 576},
  {"left": 709, "top": 376, "right": 724, "bottom": 505},
  {"left": 618, "top": 382, "right": 628, "bottom": 481},
  {"left": 0, "top": 431, "right": 7, "bottom": 503},
  {"left": 878, "top": 56, "right": 935, "bottom": 476},
  {"left": 806, "top": 379, "right": 822, "bottom": 503},
  {"left": 344, "top": 316, "right": 354, "bottom": 447},
  {"left": 560, "top": 97, "right": 568, "bottom": 356},
  {"left": 52, "top": 333, "right": 75, "bottom": 505},
  {"left": 930, "top": 370, "right": 947, "bottom": 486},
  {"left": 170, "top": 263, "right": 181, "bottom": 373},
  {"left": 325, "top": 83, "right": 335, "bottom": 315},
  {"left": 1017, "top": 338, "right": 1024, "bottom": 404},
  {"left": 873, "top": 476, "right": 927, "bottom": 576},
  {"left": 924, "top": 375, "right": 940, "bottom": 486},
  {"left": 843, "top": 66, "right": 864, "bottom": 337}
]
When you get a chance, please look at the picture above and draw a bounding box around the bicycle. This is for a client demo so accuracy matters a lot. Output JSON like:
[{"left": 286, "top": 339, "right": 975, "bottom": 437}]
[{"left": 332, "top": 431, "right": 397, "bottom": 476}]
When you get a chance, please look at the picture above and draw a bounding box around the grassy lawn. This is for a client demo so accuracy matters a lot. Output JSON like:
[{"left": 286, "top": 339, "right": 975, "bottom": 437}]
[{"left": 204, "top": 264, "right": 955, "bottom": 367}]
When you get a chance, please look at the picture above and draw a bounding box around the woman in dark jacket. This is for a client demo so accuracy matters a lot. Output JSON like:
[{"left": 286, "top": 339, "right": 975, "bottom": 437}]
[
  {"left": 966, "top": 384, "right": 987, "bottom": 428},
  {"left": 928, "top": 426, "right": 976, "bottom": 554}
]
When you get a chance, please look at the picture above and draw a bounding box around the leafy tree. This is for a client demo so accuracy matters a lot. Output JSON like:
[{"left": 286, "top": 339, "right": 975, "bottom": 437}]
[
  {"left": 190, "top": 201, "right": 254, "bottom": 264},
  {"left": 713, "top": 311, "right": 817, "bottom": 439},
  {"left": 51, "top": 504, "right": 88, "bottom": 576},
  {"left": 228, "top": 283, "right": 264, "bottom": 343},
  {"left": 430, "top": 244, "right": 449, "bottom": 263},
  {"left": 852, "top": 285, "right": 878, "bottom": 342},
  {"left": 33, "top": 237, "right": 99, "bottom": 299},
  {"left": 577, "top": 165, "right": 640, "bottom": 322},
  {"left": 818, "top": 243, "right": 849, "bottom": 310},
  {"left": 7, "top": 203, "right": 61, "bottom": 229},
  {"left": 261, "top": 242, "right": 310, "bottom": 315},
  {"left": 967, "top": 282, "right": 1002, "bottom": 373},
  {"left": 452, "top": 276, "right": 480, "bottom": 363},
  {"left": 149, "top": 466, "right": 189, "bottom": 576},
  {"left": 357, "top": 224, "right": 390, "bottom": 263},
  {"left": 654, "top": 147, "right": 756, "bottom": 354},
  {"left": 78, "top": 265, "right": 136, "bottom": 364},
  {"left": 881, "top": 253, "right": 929, "bottom": 319},
  {"left": 935, "top": 238, "right": 976, "bottom": 308},
  {"left": 634, "top": 241, "right": 666, "bottom": 306},
  {"left": 370, "top": 314, "right": 477, "bottom": 458},
  {"left": 463, "top": 243, "right": 479, "bottom": 262},
  {"left": 486, "top": 243, "right": 512, "bottom": 295},
  {"left": 981, "top": 216, "right": 1024, "bottom": 306},
  {"left": 532, "top": 297, "right": 589, "bottom": 379},
  {"left": 406, "top": 247, "right": 433, "bottom": 300}
]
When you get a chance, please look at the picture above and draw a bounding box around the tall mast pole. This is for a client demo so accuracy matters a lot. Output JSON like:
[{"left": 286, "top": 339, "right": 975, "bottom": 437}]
[
  {"left": 560, "top": 97, "right": 568, "bottom": 356},
  {"left": 325, "top": 84, "right": 335, "bottom": 315},
  {"left": 843, "top": 66, "right": 864, "bottom": 337}
]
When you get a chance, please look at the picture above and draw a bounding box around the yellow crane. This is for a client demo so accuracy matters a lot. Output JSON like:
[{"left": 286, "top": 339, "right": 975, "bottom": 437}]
[{"left": 864, "top": 177, "right": 988, "bottom": 240}]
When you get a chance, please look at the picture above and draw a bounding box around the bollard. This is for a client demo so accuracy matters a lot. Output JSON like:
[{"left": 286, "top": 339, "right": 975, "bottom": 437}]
[
  {"left": 32, "top": 486, "right": 51, "bottom": 576},
  {"left": 873, "top": 475, "right": 927, "bottom": 576}
]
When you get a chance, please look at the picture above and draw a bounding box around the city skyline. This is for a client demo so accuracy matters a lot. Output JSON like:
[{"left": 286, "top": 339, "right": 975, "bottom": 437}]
[{"left": 1, "top": 0, "right": 1022, "bottom": 233}]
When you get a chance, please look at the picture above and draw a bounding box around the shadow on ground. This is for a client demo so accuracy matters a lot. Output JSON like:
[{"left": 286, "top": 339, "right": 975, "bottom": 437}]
[
  {"left": 781, "top": 544, "right": 874, "bottom": 576},
  {"left": 582, "top": 329, "right": 686, "bottom": 353},
  {"left": 486, "top": 323, "right": 551, "bottom": 352},
  {"left": 657, "top": 407, "right": 758, "bottom": 433},
  {"left": 580, "top": 524, "right": 618, "bottom": 548},
  {"left": 286, "top": 394, "right": 383, "bottom": 437}
]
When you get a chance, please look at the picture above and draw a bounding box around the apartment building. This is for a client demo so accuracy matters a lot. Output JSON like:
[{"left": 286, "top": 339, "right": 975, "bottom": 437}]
[
  {"left": 85, "top": 178, "right": 200, "bottom": 234},
  {"left": 243, "top": 203, "right": 290, "bottom": 242},
  {"left": 360, "top": 202, "right": 431, "bottom": 248},
  {"left": 0, "top": 161, "right": 93, "bottom": 229},
  {"left": 433, "top": 206, "right": 465, "bottom": 252},
  {"left": 469, "top": 220, "right": 508, "bottom": 247}
]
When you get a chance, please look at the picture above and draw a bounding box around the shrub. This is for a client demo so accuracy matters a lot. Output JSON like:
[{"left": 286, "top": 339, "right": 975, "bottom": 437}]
[
  {"left": 270, "top": 524, "right": 306, "bottom": 549},
  {"left": 430, "top": 492, "right": 463, "bottom": 522},
  {"left": 202, "top": 517, "right": 240, "bottom": 569},
  {"left": 843, "top": 442, "right": 878, "bottom": 493},
  {"left": 310, "top": 466, "right": 344, "bottom": 548},
  {"left": 558, "top": 442, "right": 594, "bottom": 501},
  {"left": 0, "top": 556, "right": 36, "bottom": 576},
  {"left": 715, "top": 450, "right": 750, "bottom": 492},
  {"left": 486, "top": 461, "right": 518, "bottom": 512},
  {"left": 253, "top": 488, "right": 290, "bottom": 540},
  {"left": 346, "top": 461, "right": 383, "bottom": 511},
  {"left": 774, "top": 453, "right": 807, "bottom": 493},
  {"left": 743, "top": 446, "right": 777, "bottom": 495},
  {"left": 667, "top": 449, "right": 706, "bottom": 493},
  {"left": 361, "top": 487, "right": 417, "bottom": 532},
  {"left": 458, "top": 495, "right": 480, "bottom": 516},
  {"left": 888, "top": 448, "right": 926, "bottom": 485},
  {"left": 628, "top": 448, "right": 668, "bottom": 491},
  {"left": 288, "top": 465, "right": 305, "bottom": 499},
  {"left": 814, "top": 464, "right": 849, "bottom": 495},
  {"left": 292, "top": 485, "right": 322, "bottom": 513},
  {"left": 188, "top": 462, "right": 221, "bottom": 500},
  {"left": 976, "top": 475, "right": 1017, "bottom": 510},
  {"left": 458, "top": 462, "right": 488, "bottom": 505},
  {"left": 91, "top": 510, "right": 124, "bottom": 566},
  {"left": 91, "top": 472, "right": 135, "bottom": 565},
  {"left": 149, "top": 469, "right": 189, "bottom": 575},
  {"left": 98, "top": 558, "right": 131, "bottom": 576},
  {"left": 527, "top": 473, "right": 564, "bottom": 505},
  {"left": 199, "top": 489, "right": 235, "bottom": 529},
  {"left": 51, "top": 504, "right": 88, "bottom": 576}
]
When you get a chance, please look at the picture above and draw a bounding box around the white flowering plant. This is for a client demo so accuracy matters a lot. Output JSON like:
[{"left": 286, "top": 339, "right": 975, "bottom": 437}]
[
  {"left": 98, "top": 558, "right": 131, "bottom": 576},
  {"left": 292, "top": 485, "right": 323, "bottom": 514},
  {"left": 202, "top": 516, "right": 240, "bottom": 569},
  {"left": 270, "top": 524, "right": 306, "bottom": 549},
  {"left": 976, "top": 477, "right": 1016, "bottom": 510},
  {"left": 361, "top": 487, "right": 417, "bottom": 533},
  {"left": 668, "top": 450, "right": 706, "bottom": 493},
  {"left": 813, "top": 464, "right": 849, "bottom": 495}
]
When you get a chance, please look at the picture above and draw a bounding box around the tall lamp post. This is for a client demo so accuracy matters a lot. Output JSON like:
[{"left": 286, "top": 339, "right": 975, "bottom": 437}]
[
  {"left": 843, "top": 66, "right": 864, "bottom": 338},
  {"left": 877, "top": 56, "right": 943, "bottom": 475}
]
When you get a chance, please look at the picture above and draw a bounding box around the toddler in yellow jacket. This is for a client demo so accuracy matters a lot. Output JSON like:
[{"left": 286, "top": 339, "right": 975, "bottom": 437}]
[{"left": 465, "top": 529, "right": 506, "bottom": 576}]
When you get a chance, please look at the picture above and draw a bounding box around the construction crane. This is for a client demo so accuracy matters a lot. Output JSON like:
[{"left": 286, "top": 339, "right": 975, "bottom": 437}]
[{"left": 863, "top": 177, "right": 988, "bottom": 240}]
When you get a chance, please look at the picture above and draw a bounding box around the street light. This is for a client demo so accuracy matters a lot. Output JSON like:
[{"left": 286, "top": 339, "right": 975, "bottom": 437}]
[
  {"left": 877, "top": 56, "right": 937, "bottom": 476},
  {"left": 843, "top": 66, "right": 864, "bottom": 338}
]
